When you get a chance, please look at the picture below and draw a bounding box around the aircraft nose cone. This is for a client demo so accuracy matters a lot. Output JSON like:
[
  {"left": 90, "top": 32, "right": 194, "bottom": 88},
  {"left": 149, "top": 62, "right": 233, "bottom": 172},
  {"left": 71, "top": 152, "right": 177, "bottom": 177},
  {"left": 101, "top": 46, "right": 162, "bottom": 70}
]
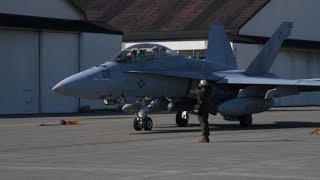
[
  {"left": 52, "top": 69, "right": 101, "bottom": 98},
  {"left": 52, "top": 81, "right": 67, "bottom": 95},
  {"left": 52, "top": 67, "right": 111, "bottom": 98},
  {"left": 52, "top": 80, "right": 70, "bottom": 95},
  {"left": 52, "top": 74, "right": 82, "bottom": 96}
]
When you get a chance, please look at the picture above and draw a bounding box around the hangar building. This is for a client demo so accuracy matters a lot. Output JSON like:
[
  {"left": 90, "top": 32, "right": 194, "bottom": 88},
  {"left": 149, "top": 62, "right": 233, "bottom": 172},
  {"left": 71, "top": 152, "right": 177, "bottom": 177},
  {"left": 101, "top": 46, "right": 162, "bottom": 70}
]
[
  {"left": 0, "top": 0, "right": 122, "bottom": 115},
  {"left": 73, "top": 0, "right": 320, "bottom": 106},
  {"left": 235, "top": 0, "right": 320, "bottom": 106}
]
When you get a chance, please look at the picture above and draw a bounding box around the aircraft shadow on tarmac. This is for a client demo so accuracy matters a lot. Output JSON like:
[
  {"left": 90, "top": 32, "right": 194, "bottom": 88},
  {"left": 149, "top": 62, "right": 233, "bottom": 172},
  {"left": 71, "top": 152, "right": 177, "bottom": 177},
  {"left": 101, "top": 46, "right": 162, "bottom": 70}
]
[
  {"left": 214, "top": 139, "right": 305, "bottom": 143},
  {"left": 134, "top": 121, "right": 320, "bottom": 135},
  {"left": 268, "top": 108, "right": 320, "bottom": 112}
]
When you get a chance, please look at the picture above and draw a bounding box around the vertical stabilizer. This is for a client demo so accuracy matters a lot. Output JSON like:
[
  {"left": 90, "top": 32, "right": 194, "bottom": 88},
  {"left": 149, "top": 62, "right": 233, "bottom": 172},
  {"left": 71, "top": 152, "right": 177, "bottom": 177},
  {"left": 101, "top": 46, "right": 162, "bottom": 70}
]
[
  {"left": 244, "top": 22, "right": 293, "bottom": 76},
  {"left": 205, "top": 25, "right": 237, "bottom": 69}
]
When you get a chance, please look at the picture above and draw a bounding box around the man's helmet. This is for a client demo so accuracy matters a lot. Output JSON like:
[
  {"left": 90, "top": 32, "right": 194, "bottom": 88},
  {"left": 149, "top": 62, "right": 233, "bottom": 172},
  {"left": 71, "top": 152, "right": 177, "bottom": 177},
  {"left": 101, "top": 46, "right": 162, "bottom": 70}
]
[{"left": 199, "top": 80, "right": 208, "bottom": 87}]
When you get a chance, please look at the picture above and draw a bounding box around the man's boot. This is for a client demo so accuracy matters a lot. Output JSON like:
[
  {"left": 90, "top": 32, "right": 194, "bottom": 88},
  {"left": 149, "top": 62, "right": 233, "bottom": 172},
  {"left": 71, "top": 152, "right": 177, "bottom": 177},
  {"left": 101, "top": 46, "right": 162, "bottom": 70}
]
[{"left": 198, "top": 136, "right": 209, "bottom": 143}]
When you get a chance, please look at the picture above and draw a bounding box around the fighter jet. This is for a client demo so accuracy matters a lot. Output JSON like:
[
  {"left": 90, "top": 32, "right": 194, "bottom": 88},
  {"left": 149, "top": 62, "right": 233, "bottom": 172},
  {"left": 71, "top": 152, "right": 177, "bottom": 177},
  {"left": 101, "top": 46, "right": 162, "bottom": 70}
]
[{"left": 52, "top": 21, "right": 320, "bottom": 131}]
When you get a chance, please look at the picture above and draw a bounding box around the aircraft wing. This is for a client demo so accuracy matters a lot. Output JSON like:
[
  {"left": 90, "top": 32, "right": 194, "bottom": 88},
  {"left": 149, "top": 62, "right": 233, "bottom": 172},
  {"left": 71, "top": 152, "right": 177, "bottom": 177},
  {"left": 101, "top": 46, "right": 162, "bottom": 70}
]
[{"left": 217, "top": 75, "right": 320, "bottom": 99}]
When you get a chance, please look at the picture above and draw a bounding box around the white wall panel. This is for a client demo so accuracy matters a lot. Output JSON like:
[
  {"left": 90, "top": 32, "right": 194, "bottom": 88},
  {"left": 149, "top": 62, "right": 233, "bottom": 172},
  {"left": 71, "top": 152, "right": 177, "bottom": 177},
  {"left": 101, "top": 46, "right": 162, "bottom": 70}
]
[
  {"left": 41, "top": 32, "right": 79, "bottom": 113},
  {"left": 239, "top": 0, "right": 320, "bottom": 41},
  {"left": 80, "top": 33, "right": 122, "bottom": 109},
  {"left": 0, "top": 30, "right": 39, "bottom": 114},
  {"left": 0, "top": 0, "right": 83, "bottom": 20}
]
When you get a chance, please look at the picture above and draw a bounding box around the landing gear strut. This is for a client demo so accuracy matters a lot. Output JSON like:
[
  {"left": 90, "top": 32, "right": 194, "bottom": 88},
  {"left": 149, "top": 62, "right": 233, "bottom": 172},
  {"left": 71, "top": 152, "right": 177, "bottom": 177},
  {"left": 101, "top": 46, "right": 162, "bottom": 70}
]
[
  {"left": 176, "top": 111, "right": 189, "bottom": 127},
  {"left": 239, "top": 115, "right": 252, "bottom": 127}
]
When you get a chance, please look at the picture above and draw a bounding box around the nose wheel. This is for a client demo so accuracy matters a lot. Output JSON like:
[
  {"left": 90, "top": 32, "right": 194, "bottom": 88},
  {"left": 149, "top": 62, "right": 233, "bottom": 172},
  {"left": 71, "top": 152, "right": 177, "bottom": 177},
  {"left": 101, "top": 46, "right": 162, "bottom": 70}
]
[
  {"left": 133, "top": 117, "right": 143, "bottom": 131},
  {"left": 133, "top": 117, "right": 153, "bottom": 131}
]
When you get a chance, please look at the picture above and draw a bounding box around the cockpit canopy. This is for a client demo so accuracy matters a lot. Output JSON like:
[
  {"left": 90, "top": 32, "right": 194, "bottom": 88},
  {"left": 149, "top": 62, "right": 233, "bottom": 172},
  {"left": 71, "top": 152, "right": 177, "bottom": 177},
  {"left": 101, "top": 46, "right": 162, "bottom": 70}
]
[{"left": 112, "top": 43, "right": 178, "bottom": 62}]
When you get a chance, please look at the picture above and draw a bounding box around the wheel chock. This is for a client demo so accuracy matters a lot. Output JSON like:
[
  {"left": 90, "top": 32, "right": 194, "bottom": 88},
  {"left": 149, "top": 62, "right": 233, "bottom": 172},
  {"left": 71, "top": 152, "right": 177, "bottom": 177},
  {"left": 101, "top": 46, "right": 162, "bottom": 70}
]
[
  {"left": 310, "top": 129, "right": 320, "bottom": 135},
  {"left": 59, "top": 120, "right": 67, "bottom": 125}
]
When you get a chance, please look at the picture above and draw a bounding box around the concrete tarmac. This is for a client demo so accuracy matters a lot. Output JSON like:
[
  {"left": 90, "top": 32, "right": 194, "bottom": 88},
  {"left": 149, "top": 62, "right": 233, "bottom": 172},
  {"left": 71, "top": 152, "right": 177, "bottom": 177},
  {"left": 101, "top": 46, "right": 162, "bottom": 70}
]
[{"left": 0, "top": 107, "right": 320, "bottom": 180}]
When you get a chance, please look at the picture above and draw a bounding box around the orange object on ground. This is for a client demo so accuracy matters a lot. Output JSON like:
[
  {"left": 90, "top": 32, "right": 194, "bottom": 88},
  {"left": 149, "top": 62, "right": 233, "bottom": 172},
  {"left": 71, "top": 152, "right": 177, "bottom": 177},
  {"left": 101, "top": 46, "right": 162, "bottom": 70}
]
[
  {"left": 66, "top": 120, "right": 80, "bottom": 125},
  {"left": 59, "top": 120, "right": 80, "bottom": 125},
  {"left": 311, "top": 129, "right": 320, "bottom": 135}
]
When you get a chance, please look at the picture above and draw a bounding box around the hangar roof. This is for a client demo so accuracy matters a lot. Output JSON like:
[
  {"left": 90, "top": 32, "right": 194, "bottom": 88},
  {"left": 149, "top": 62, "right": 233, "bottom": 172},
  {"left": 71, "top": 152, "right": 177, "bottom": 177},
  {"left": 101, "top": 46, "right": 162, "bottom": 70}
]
[
  {"left": 0, "top": 13, "right": 122, "bottom": 35},
  {"left": 0, "top": 0, "right": 122, "bottom": 35},
  {"left": 70, "top": 0, "right": 270, "bottom": 41}
]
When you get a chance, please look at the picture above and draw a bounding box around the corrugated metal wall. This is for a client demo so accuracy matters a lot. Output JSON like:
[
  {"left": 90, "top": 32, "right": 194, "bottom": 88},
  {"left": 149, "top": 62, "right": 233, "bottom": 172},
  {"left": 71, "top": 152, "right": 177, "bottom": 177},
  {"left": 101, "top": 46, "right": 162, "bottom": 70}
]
[
  {"left": 0, "top": 28, "right": 122, "bottom": 114},
  {"left": 40, "top": 32, "right": 79, "bottom": 113},
  {"left": 0, "top": 29, "right": 40, "bottom": 114},
  {"left": 0, "top": 0, "right": 122, "bottom": 114}
]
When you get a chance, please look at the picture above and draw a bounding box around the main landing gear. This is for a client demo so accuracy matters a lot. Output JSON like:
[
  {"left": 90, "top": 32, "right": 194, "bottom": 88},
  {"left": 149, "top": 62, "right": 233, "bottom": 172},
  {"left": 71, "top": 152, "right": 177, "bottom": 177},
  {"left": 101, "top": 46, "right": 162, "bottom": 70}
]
[
  {"left": 223, "top": 114, "right": 253, "bottom": 127},
  {"left": 239, "top": 115, "right": 252, "bottom": 127},
  {"left": 176, "top": 111, "right": 189, "bottom": 127}
]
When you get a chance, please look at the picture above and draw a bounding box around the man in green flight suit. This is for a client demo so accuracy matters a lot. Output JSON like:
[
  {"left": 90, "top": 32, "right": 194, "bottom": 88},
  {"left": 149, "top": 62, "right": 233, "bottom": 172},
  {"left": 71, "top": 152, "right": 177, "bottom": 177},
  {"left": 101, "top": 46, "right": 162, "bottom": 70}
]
[{"left": 195, "top": 80, "right": 212, "bottom": 143}]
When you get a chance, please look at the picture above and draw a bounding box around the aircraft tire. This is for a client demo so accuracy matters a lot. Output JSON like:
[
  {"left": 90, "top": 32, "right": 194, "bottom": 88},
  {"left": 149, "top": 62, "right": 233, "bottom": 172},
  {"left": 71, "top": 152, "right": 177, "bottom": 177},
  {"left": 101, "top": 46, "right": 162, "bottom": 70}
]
[
  {"left": 239, "top": 115, "right": 252, "bottom": 127},
  {"left": 143, "top": 117, "right": 153, "bottom": 131},
  {"left": 176, "top": 111, "right": 189, "bottom": 127},
  {"left": 133, "top": 118, "right": 143, "bottom": 131}
]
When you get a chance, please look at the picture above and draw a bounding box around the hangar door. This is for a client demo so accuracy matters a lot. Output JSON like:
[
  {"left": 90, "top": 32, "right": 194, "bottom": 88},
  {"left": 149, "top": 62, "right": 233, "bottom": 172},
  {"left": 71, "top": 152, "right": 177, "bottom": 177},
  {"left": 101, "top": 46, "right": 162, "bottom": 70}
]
[
  {"left": 0, "top": 29, "right": 39, "bottom": 114},
  {"left": 41, "top": 32, "right": 79, "bottom": 113}
]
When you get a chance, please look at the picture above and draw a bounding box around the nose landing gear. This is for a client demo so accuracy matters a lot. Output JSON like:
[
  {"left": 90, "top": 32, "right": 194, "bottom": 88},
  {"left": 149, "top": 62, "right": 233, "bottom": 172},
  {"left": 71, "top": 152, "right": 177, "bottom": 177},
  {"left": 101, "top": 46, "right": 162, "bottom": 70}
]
[
  {"left": 133, "top": 117, "right": 153, "bottom": 131},
  {"left": 131, "top": 98, "right": 156, "bottom": 131}
]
